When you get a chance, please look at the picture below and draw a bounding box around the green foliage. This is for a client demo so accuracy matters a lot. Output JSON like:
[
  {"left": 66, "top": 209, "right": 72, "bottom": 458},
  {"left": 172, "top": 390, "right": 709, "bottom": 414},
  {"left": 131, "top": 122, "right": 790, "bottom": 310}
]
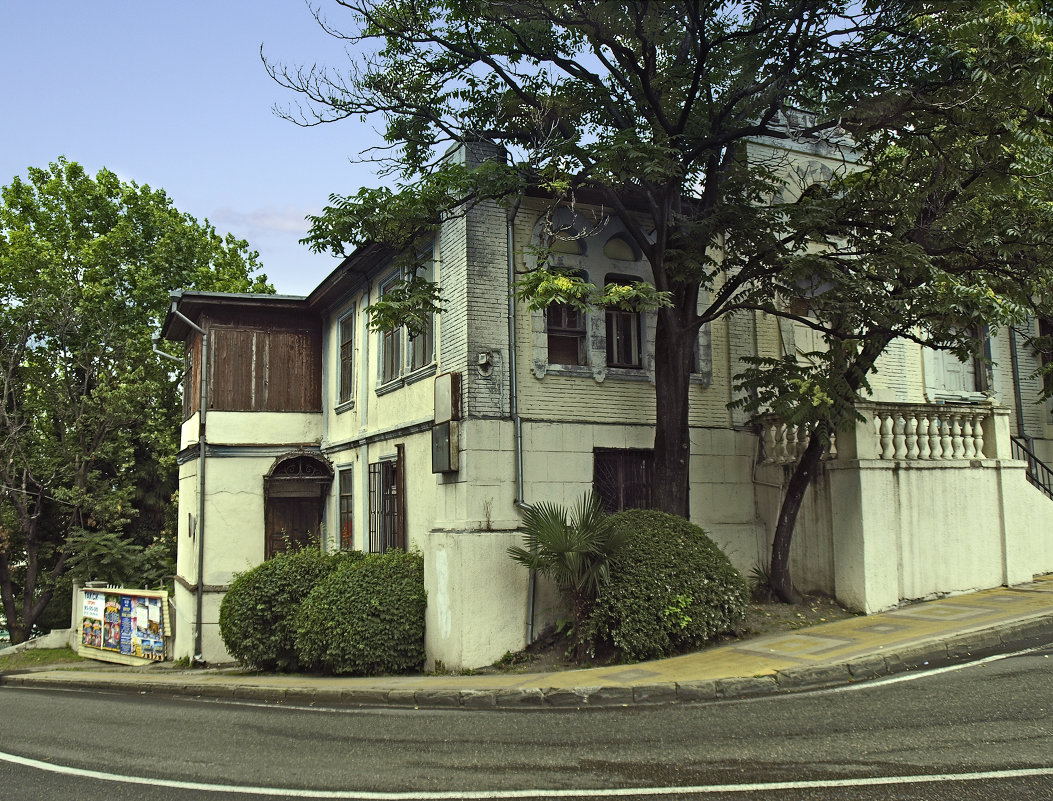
[
  {"left": 367, "top": 272, "right": 444, "bottom": 337},
  {"left": 296, "top": 550, "right": 426, "bottom": 676},
  {"left": 588, "top": 510, "right": 749, "bottom": 662},
  {"left": 506, "top": 492, "right": 623, "bottom": 601},
  {"left": 218, "top": 548, "right": 354, "bottom": 671},
  {"left": 64, "top": 530, "right": 174, "bottom": 589},
  {"left": 0, "top": 157, "right": 270, "bottom": 643},
  {"left": 513, "top": 267, "right": 672, "bottom": 314},
  {"left": 507, "top": 492, "right": 627, "bottom": 662},
  {"left": 275, "top": 1, "right": 1053, "bottom": 537}
]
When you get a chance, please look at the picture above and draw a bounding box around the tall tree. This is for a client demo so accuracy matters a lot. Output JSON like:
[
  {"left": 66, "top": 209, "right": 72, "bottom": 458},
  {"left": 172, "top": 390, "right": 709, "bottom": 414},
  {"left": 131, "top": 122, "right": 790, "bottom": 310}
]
[
  {"left": 271, "top": 2, "right": 1053, "bottom": 587},
  {"left": 269, "top": 0, "right": 916, "bottom": 516},
  {"left": 0, "top": 159, "right": 271, "bottom": 643}
]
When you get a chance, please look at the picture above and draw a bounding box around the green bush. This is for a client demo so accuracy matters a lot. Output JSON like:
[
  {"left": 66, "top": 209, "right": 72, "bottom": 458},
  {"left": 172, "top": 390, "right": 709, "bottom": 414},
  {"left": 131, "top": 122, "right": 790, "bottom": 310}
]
[
  {"left": 296, "top": 550, "right": 426, "bottom": 676},
  {"left": 587, "top": 510, "right": 749, "bottom": 662},
  {"left": 219, "top": 548, "right": 359, "bottom": 671}
]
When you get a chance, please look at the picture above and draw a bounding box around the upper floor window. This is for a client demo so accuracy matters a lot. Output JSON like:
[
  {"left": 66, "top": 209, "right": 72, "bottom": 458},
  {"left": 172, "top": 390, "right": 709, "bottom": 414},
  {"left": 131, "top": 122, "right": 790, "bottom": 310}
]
[
  {"left": 545, "top": 269, "right": 588, "bottom": 367},
  {"left": 378, "top": 274, "right": 403, "bottom": 386},
  {"left": 377, "top": 241, "right": 437, "bottom": 387},
  {"left": 409, "top": 242, "right": 436, "bottom": 372},
  {"left": 547, "top": 304, "right": 587, "bottom": 366},
  {"left": 338, "top": 311, "right": 354, "bottom": 403},
  {"left": 605, "top": 273, "right": 642, "bottom": 369},
  {"left": 409, "top": 304, "right": 434, "bottom": 372}
]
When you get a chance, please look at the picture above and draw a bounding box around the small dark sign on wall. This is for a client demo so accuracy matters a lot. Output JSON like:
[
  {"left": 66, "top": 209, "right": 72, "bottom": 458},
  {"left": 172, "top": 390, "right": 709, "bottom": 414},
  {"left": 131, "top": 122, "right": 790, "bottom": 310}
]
[{"left": 432, "top": 421, "right": 459, "bottom": 473}]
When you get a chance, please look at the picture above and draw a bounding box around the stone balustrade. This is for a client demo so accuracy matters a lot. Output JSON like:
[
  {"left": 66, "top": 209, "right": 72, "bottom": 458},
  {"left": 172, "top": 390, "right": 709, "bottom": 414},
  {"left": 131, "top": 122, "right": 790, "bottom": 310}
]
[
  {"left": 760, "top": 421, "right": 837, "bottom": 465},
  {"left": 759, "top": 401, "right": 1012, "bottom": 465},
  {"left": 867, "top": 403, "right": 988, "bottom": 461}
]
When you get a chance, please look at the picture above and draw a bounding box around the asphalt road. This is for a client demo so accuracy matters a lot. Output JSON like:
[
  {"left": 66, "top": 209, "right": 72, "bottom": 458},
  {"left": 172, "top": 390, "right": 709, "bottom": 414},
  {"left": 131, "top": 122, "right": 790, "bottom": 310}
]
[{"left": 1, "top": 643, "right": 1051, "bottom": 801}]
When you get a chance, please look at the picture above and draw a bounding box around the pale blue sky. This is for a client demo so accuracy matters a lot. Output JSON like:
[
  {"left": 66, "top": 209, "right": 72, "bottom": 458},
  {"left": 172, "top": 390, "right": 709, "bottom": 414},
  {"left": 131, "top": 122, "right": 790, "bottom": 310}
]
[{"left": 1, "top": 1, "right": 386, "bottom": 295}]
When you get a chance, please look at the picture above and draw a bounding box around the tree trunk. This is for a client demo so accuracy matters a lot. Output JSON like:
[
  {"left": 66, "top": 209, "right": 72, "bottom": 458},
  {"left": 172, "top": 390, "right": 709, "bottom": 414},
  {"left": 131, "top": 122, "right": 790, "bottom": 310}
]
[
  {"left": 766, "top": 335, "right": 891, "bottom": 604},
  {"left": 0, "top": 552, "right": 25, "bottom": 644},
  {"left": 768, "top": 429, "right": 826, "bottom": 604},
  {"left": 651, "top": 304, "right": 695, "bottom": 517}
]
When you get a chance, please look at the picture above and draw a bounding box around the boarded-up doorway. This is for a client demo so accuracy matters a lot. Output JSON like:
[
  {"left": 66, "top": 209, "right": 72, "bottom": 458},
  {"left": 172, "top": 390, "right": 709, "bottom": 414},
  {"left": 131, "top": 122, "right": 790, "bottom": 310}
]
[{"left": 264, "top": 453, "right": 333, "bottom": 558}]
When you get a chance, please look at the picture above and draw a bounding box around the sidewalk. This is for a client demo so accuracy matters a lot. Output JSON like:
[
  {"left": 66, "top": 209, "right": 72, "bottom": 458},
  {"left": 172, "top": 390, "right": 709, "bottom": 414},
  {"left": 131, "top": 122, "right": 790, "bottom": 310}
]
[{"left": 4, "top": 575, "right": 1053, "bottom": 709}]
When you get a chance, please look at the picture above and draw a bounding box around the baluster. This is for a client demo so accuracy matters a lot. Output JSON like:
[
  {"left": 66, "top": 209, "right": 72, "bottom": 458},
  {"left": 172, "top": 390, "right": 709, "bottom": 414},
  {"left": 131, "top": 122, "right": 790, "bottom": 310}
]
[
  {"left": 906, "top": 414, "right": 920, "bottom": 460},
  {"left": 879, "top": 413, "right": 895, "bottom": 460},
  {"left": 951, "top": 414, "right": 964, "bottom": 459},
  {"left": 780, "top": 424, "right": 794, "bottom": 463},
  {"left": 827, "top": 430, "right": 838, "bottom": 460},
  {"left": 943, "top": 414, "right": 960, "bottom": 458},
  {"left": 764, "top": 423, "right": 777, "bottom": 464},
  {"left": 893, "top": 413, "right": 907, "bottom": 460},
  {"left": 775, "top": 423, "right": 790, "bottom": 464},
  {"left": 917, "top": 414, "right": 931, "bottom": 460},
  {"left": 973, "top": 413, "right": 985, "bottom": 458},
  {"left": 962, "top": 416, "right": 975, "bottom": 458},
  {"left": 797, "top": 425, "right": 810, "bottom": 459}
]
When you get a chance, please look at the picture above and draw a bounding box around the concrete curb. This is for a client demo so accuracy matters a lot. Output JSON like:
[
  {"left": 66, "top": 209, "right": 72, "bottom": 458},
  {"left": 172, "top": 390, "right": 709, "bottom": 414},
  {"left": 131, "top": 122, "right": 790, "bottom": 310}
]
[{"left": 4, "top": 612, "right": 1052, "bottom": 710}]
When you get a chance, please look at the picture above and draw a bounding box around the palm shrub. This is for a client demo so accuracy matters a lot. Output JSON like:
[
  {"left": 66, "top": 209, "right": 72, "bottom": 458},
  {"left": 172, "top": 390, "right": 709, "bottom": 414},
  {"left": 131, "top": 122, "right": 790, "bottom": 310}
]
[
  {"left": 218, "top": 547, "right": 358, "bottom": 671},
  {"left": 507, "top": 492, "right": 625, "bottom": 662},
  {"left": 588, "top": 510, "right": 749, "bottom": 662}
]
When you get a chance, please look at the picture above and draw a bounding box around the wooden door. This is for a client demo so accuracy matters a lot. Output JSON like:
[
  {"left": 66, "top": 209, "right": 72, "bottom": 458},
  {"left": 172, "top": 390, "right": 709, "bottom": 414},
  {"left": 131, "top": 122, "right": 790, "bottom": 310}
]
[{"left": 265, "top": 496, "right": 323, "bottom": 558}]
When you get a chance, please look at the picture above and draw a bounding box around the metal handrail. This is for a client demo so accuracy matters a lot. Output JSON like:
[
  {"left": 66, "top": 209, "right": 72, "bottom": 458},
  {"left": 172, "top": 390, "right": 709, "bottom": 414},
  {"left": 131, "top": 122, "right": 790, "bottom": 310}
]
[{"left": 1011, "top": 436, "right": 1053, "bottom": 501}]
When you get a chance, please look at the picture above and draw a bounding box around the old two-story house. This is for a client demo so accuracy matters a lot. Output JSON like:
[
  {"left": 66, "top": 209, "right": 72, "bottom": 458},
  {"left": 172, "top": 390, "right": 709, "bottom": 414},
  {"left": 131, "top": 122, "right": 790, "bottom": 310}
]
[{"left": 161, "top": 142, "right": 1053, "bottom": 669}]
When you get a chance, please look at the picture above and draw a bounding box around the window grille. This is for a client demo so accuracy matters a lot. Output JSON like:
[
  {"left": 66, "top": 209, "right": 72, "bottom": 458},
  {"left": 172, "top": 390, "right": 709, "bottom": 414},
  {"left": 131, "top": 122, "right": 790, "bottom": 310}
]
[
  {"left": 593, "top": 448, "right": 653, "bottom": 513},
  {"left": 368, "top": 446, "right": 404, "bottom": 552}
]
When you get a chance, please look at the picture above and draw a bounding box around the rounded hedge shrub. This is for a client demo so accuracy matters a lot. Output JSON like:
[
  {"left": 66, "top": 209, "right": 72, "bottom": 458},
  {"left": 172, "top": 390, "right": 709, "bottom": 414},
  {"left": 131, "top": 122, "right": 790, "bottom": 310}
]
[
  {"left": 587, "top": 510, "right": 748, "bottom": 662},
  {"left": 296, "top": 550, "right": 426, "bottom": 676},
  {"left": 219, "top": 548, "right": 360, "bottom": 671}
]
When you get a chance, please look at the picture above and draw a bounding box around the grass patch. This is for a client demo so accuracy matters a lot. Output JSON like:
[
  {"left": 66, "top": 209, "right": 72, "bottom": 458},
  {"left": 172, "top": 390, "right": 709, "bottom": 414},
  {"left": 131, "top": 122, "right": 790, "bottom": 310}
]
[{"left": 0, "top": 647, "right": 86, "bottom": 671}]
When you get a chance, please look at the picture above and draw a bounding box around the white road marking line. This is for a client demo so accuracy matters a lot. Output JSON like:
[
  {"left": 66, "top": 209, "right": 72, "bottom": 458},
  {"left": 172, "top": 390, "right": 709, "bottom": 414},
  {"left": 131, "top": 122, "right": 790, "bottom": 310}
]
[
  {"left": 0, "top": 750, "right": 1051, "bottom": 798},
  {"left": 819, "top": 643, "right": 1050, "bottom": 695}
]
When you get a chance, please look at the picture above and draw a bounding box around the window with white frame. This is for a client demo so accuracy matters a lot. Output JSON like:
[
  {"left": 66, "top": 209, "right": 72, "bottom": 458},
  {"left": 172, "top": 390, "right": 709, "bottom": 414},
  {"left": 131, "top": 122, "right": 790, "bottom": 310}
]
[
  {"left": 338, "top": 310, "right": 354, "bottom": 403},
  {"left": 378, "top": 274, "right": 403, "bottom": 386},
  {"left": 546, "top": 269, "right": 588, "bottom": 367},
  {"left": 604, "top": 273, "right": 643, "bottom": 369},
  {"left": 408, "top": 249, "right": 435, "bottom": 372},
  {"left": 377, "top": 241, "right": 437, "bottom": 387},
  {"left": 547, "top": 303, "right": 588, "bottom": 366}
]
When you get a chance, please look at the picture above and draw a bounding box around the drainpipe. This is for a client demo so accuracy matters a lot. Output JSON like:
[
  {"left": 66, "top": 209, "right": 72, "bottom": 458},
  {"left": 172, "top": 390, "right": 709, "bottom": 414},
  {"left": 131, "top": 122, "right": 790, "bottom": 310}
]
[
  {"left": 320, "top": 315, "right": 330, "bottom": 551},
  {"left": 506, "top": 204, "right": 537, "bottom": 643},
  {"left": 360, "top": 281, "right": 372, "bottom": 552},
  {"left": 173, "top": 308, "right": 208, "bottom": 663},
  {"left": 1009, "top": 327, "right": 1028, "bottom": 443}
]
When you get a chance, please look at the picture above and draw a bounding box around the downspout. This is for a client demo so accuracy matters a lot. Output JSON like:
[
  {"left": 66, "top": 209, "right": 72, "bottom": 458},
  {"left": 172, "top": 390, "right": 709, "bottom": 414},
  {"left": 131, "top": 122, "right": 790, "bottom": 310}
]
[
  {"left": 172, "top": 307, "right": 208, "bottom": 663},
  {"left": 360, "top": 282, "right": 372, "bottom": 552},
  {"left": 320, "top": 315, "right": 330, "bottom": 551},
  {"left": 506, "top": 203, "right": 536, "bottom": 643}
]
